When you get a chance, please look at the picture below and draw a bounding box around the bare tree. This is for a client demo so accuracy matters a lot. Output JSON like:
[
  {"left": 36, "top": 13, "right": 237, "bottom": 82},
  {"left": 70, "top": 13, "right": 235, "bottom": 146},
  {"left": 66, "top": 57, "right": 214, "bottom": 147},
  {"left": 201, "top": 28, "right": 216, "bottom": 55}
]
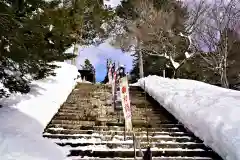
[
  {"left": 110, "top": 0, "right": 206, "bottom": 78},
  {"left": 193, "top": 0, "right": 240, "bottom": 88}
]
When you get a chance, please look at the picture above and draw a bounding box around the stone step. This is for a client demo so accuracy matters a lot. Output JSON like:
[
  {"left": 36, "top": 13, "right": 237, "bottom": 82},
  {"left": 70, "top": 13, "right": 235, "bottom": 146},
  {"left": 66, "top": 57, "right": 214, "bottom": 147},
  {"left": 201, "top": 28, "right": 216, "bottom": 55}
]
[
  {"left": 57, "top": 142, "right": 209, "bottom": 150},
  {"left": 62, "top": 103, "right": 93, "bottom": 107},
  {"left": 44, "top": 129, "right": 193, "bottom": 137},
  {"left": 55, "top": 111, "right": 167, "bottom": 119},
  {"left": 55, "top": 112, "right": 169, "bottom": 121},
  {"left": 57, "top": 109, "right": 92, "bottom": 113},
  {"left": 46, "top": 137, "right": 201, "bottom": 145},
  {"left": 104, "top": 122, "right": 180, "bottom": 128},
  {"left": 56, "top": 109, "right": 163, "bottom": 116},
  {"left": 49, "top": 120, "right": 180, "bottom": 128},
  {"left": 53, "top": 115, "right": 98, "bottom": 121},
  {"left": 59, "top": 106, "right": 94, "bottom": 111},
  {"left": 67, "top": 157, "right": 213, "bottom": 160},
  {"left": 46, "top": 123, "right": 183, "bottom": 130},
  {"left": 131, "top": 104, "right": 155, "bottom": 108},
  {"left": 64, "top": 98, "right": 92, "bottom": 103},
  {"left": 67, "top": 149, "right": 214, "bottom": 158},
  {"left": 55, "top": 112, "right": 96, "bottom": 117},
  {"left": 47, "top": 124, "right": 183, "bottom": 132},
  {"left": 43, "top": 134, "right": 201, "bottom": 143},
  {"left": 50, "top": 119, "right": 96, "bottom": 126},
  {"left": 61, "top": 104, "right": 163, "bottom": 110},
  {"left": 44, "top": 127, "right": 181, "bottom": 135},
  {"left": 132, "top": 108, "right": 167, "bottom": 112},
  {"left": 51, "top": 118, "right": 176, "bottom": 126},
  {"left": 56, "top": 110, "right": 164, "bottom": 115}
]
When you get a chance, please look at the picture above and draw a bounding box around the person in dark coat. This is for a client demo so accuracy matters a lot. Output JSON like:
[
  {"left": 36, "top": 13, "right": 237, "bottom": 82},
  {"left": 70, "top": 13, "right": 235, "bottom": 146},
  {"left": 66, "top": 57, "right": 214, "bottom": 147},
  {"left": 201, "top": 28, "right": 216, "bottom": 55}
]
[
  {"left": 143, "top": 146, "right": 152, "bottom": 160},
  {"left": 118, "top": 65, "right": 126, "bottom": 78}
]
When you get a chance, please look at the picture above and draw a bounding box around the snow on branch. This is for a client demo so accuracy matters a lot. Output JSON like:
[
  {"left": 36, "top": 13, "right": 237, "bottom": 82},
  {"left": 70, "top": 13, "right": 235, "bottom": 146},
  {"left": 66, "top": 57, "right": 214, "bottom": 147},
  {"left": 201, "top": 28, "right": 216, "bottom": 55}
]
[{"left": 169, "top": 55, "right": 180, "bottom": 69}]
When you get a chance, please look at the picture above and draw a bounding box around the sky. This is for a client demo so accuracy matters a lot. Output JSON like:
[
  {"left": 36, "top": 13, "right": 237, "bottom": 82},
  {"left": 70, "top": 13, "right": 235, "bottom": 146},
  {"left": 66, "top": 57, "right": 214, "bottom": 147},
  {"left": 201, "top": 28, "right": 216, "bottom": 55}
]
[
  {"left": 65, "top": 42, "right": 133, "bottom": 82},
  {"left": 77, "top": 42, "right": 133, "bottom": 82}
]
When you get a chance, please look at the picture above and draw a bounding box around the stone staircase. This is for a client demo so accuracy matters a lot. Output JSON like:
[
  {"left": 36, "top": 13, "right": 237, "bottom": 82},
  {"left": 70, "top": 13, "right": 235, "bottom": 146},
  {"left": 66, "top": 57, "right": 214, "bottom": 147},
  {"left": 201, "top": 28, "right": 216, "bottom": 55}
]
[{"left": 43, "top": 83, "right": 222, "bottom": 160}]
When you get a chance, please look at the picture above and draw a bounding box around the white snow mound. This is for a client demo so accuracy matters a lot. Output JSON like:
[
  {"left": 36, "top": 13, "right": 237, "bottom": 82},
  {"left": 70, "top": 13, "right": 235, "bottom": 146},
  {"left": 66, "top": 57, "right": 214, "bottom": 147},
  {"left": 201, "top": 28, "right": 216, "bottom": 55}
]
[
  {"left": 136, "top": 75, "right": 240, "bottom": 160},
  {"left": 0, "top": 62, "right": 80, "bottom": 160}
]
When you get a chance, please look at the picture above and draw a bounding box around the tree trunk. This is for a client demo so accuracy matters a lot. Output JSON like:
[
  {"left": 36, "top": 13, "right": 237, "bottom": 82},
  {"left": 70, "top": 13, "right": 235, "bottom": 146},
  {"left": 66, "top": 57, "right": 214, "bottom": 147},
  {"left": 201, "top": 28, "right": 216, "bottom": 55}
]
[
  {"left": 138, "top": 38, "right": 144, "bottom": 78},
  {"left": 172, "top": 70, "right": 176, "bottom": 79},
  {"left": 221, "top": 32, "right": 229, "bottom": 88},
  {"left": 220, "top": 69, "right": 228, "bottom": 88},
  {"left": 163, "top": 52, "right": 166, "bottom": 78},
  {"left": 222, "top": 58, "right": 229, "bottom": 88},
  {"left": 71, "top": 43, "right": 78, "bottom": 66},
  {"left": 163, "top": 70, "right": 166, "bottom": 78}
]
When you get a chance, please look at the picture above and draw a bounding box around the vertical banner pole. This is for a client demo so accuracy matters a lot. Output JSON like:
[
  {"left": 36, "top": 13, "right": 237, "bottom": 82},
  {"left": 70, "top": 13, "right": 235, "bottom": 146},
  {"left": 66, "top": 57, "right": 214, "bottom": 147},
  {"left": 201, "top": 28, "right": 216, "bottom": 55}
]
[
  {"left": 124, "top": 119, "right": 126, "bottom": 141},
  {"left": 133, "top": 133, "right": 136, "bottom": 159},
  {"left": 112, "top": 72, "right": 116, "bottom": 109},
  {"left": 144, "top": 80, "right": 149, "bottom": 142}
]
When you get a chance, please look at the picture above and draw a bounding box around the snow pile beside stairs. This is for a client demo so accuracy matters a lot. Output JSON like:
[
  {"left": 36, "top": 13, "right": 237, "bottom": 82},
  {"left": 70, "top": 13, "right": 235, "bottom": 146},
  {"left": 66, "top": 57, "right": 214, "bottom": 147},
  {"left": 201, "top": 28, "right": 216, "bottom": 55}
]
[
  {"left": 0, "top": 62, "right": 80, "bottom": 160},
  {"left": 136, "top": 75, "right": 240, "bottom": 160}
]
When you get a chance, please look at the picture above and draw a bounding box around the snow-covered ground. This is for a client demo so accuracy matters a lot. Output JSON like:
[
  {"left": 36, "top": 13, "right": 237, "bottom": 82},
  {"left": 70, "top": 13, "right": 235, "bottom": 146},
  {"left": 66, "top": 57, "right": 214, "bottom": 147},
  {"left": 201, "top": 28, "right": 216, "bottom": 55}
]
[
  {"left": 0, "top": 62, "right": 80, "bottom": 160},
  {"left": 135, "top": 75, "right": 240, "bottom": 160}
]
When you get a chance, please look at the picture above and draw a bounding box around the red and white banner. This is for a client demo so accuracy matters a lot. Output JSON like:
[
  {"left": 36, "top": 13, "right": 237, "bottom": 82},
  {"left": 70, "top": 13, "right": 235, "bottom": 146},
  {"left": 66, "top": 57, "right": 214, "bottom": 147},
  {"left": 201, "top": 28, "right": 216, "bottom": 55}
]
[{"left": 120, "top": 76, "right": 132, "bottom": 132}]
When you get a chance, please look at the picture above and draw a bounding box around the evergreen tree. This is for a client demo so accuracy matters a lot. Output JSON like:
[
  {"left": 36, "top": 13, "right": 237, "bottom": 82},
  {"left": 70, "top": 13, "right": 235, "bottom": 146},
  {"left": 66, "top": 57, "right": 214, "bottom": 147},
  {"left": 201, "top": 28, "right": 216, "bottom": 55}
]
[
  {"left": 0, "top": 0, "right": 114, "bottom": 98},
  {"left": 81, "top": 59, "right": 94, "bottom": 71},
  {"left": 130, "top": 51, "right": 173, "bottom": 83}
]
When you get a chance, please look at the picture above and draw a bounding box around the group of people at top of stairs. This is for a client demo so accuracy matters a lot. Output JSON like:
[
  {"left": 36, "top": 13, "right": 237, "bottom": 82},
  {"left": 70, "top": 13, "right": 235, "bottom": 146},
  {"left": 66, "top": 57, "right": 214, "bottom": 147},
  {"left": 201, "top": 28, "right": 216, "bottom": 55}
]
[{"left": 107, "top": 59, "right": 127, "bottom": 80}]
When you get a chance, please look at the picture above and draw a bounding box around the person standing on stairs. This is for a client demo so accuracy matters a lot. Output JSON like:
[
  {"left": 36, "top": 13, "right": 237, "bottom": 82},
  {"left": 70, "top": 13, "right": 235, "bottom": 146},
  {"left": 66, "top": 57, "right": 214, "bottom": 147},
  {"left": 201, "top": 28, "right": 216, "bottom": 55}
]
[
  {"left": 118, "top": 64, "right": 126, "bottom": 78},
  {"left": 111, "top": 62, "right": 116, "bottom": 80},
  {"left": 143, "top": 146, "right": 152, "bottom": 160}
]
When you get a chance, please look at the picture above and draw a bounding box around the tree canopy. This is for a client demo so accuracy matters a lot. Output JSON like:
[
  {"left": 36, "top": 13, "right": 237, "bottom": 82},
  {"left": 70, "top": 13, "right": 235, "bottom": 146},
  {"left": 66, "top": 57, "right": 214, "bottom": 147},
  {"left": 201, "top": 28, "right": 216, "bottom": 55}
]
[
  {"left": 111, "top": 0, "right": 240, "bottom": 89},
  {"left": 0, "top": 0, "right": 114, "bottom": 97}
]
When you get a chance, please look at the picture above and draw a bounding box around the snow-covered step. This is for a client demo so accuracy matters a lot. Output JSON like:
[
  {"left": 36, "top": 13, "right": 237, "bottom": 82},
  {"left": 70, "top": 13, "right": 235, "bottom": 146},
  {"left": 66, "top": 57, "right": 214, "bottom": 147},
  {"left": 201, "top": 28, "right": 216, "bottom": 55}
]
[
  {"left": 67, "top": 149, "right": 215, "bottom": 158},
  {"left": 104, "top": 121, "right": 179, "bottom": 127},
  {"left": 57, "top": 142, "right": 209, "bottom": 150},
  {"left": 47, "top": 123, "right": 183, "bottom": 130},
  {"left": 54, "top": 114, "right": 168, "bottom": 121},
  {"left": 49, "top": 138, "right": 202, "bottom": 145},
  {"left": 58, "top": 107, "right": 164, "bottom": 113},
  {"left": 50, "top": 118, "right": 176, "bottom": 125},
  {"left": 46, "top": 124, "right": 184, "bottom": 132},
  {"left": 51, "top": 117, "right": 172, "bottom": 124},
  {"left": 43, "top": 134, "right": 200, "bottom": 143},
  {"left": 67, "top": 157, "right": 213, "bottom": 160},
  {"left": 44, "top": 127, "right": 181, "bottom": 135},
  {"left": 58, "top": 106, "right": 167, "bottom": 111},
  {"left": 44, "top": 129, "right": 193, "bottom": 136},
  {"left": 50, "top": 119, "right": 96, "bottom": 125}
]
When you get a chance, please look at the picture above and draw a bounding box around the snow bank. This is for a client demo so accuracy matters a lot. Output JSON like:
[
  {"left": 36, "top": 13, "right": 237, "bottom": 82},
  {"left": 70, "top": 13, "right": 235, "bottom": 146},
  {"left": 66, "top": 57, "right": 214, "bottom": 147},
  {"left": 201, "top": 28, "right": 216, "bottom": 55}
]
[
  {"left": 0, "top": 62, "right": 80, "bottom": 160},
  {"left": 136, "top": 75, "right": 240, "bottom": 160}
]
